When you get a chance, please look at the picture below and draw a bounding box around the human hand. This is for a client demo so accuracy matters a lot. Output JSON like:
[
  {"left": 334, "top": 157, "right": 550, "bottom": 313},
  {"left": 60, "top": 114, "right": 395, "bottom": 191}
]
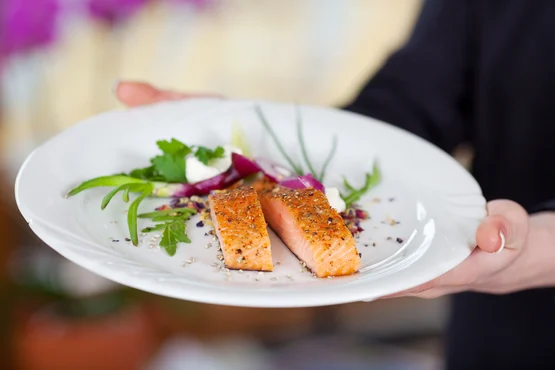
[
  {"left": 114, "top": 80, "right": 221, "bottom": 107},
  {"left": 383, "top": 199, "right": 555, "bottom": 299}
]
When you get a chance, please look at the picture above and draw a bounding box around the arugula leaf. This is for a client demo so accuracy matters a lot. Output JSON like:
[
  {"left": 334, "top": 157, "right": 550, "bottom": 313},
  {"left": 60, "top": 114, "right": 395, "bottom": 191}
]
[
  {"left": 101, "top": 183, "right": 146, "bottom": 210},
  {"left": 66, "top": 175, "right": 145, "bottom": 197},
  {"left": 127, "top": 184, "right": 155, "bottom": 245},
  {"left": 138, "top": 208, "right": 197, "bottom": 219},
  {"left": 343, "top": 177, "right": 356, "bottom": 192},
  {"left": 160, "top": 220, "right": 191, "bottom": 256},
  {"left": 142, "top": 224, "right": 166, "bottom": 233},
  {"left": 151, "top": 214, "right": 193, "bottom": 222},
  {"left": 194, "top": 146, "right": 225, "bottom": 165},
  {"left": 122, "top": 187, "right": 131, "bottom": 202},
  {"left": 341, "top": 161, "right": 382, "bottom": 208},
  {"left": 139, "top": 206, "right": 196, "bottom": 254}
]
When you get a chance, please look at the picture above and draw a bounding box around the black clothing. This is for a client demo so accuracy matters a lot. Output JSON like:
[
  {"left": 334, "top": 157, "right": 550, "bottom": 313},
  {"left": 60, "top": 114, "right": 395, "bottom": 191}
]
[{"left": 344, "top": 1, "right": 555, "bottom": 369}]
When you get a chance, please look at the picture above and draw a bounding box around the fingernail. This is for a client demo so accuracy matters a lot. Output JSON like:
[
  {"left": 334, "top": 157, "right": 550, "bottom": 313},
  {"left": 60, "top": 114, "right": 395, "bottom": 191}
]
[
  {"left": 494, "top": 230, "right": 506, "bottom": 254},
  {"left": 112, "top": 79, "right": 121, "bottom": 95}
]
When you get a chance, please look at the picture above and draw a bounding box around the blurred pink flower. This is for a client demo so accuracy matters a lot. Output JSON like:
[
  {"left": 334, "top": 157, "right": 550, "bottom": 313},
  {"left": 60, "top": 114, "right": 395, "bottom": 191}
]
[
  {"left": 89, "top": 0, "right": 214, "bottom": 24},
  {"left": 1, "top": 0, "right": 59, "bottom": 57},
  {"left": 0, "top": 0, "right": 215, "bottom": 60},
  {"left": 88, "top": 0, "right": 147, "bottom": 24}
]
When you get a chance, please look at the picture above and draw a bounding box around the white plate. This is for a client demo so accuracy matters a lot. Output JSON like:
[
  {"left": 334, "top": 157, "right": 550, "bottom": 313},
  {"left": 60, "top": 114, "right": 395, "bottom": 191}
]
[{"left": 14, "top": 99, "right": 486, "bottom": 307}]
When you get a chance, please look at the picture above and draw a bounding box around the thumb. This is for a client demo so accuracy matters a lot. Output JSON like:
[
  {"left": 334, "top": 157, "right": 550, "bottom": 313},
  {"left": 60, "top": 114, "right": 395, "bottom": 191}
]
[
  {"left": 475, "top": 199, "right": 529, "bottom": 253},
  {"left": 114, "top": 81, "right": 220, "bottom": 107}
]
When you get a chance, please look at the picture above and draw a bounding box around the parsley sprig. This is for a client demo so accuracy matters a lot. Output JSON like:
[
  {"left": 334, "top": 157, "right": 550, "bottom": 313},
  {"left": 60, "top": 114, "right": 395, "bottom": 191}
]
[
  {"left": 128, "top": 138, "right": 190, "bottom": 182},
  {"left": 194, "top": 146, "right": 225, "bottom": 165}
]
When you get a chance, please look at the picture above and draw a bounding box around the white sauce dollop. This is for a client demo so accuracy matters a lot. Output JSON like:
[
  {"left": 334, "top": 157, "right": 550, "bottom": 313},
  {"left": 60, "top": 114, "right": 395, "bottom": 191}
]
[
  {"left": 325, "top": 187, "right": 346, "bottom": 213},
  {"left": 185, "top": 145, "right": 242, "bottom": 183}
]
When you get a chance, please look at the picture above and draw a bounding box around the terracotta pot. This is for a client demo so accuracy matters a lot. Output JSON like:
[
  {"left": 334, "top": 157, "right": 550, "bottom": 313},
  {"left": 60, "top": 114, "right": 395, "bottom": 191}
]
[{"left": 13, "top": 303, "right": 157, "bottom": 370}]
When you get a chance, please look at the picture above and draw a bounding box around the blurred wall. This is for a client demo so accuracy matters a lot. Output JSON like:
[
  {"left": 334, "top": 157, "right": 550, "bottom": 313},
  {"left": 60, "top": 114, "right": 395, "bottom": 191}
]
[{"left": 0, "top": 0, "right": 423, "bottom": 175}]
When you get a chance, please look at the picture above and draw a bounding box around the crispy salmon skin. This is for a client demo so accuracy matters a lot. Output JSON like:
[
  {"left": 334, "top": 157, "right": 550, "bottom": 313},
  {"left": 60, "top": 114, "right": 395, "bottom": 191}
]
[
  {"left": 209, "top": 187, "right": 273, "bottom": 271},
  {"left": 260, "top": 187, "right": 361, "bottom": 278}
]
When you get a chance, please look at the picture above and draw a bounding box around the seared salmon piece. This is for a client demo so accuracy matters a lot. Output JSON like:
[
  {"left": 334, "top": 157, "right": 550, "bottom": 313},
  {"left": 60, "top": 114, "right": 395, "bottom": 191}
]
[
  {"left": 259, "top": 187, "right": 361, "bottom": 277},
  {"left": 243, "top": 176, "right": 278, "bottom": 193},
  {"left": 226, "top": 174, "right": 277, "bottom": 193},
  {"left": 209, "top": 187, "right": 273, "bottom": 271}
]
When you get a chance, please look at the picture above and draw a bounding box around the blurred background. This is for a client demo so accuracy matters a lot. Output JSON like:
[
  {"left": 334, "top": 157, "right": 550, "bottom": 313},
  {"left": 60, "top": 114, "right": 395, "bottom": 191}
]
[{"left": 0, "top": 0, "right": 468, "bottom": 369}]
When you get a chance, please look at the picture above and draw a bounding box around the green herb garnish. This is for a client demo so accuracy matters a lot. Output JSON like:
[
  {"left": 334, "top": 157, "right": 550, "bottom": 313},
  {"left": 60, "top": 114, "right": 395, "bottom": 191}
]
[
  {"left": 67, "top": 176, "right": 154, "bottom": 245},
  {"left": 128, "top": 165, "right": 161, "bottom": 181},
  {"left": 138, "top": 208, "right": 197, "bottom": 219},
  {"left": 150, "top": 139, "right": 191, "bottom": 182},
  {"left": 194, "top": 145, "right": 225, "bottom": 165},
  {"left": 142, "top": 224, "right": 166, "bottom": 233},
  {"left": 296, "top": 104, "right": 318, "bottom": 178},
  {"left": 66, "top": 172, "right": 196, "bottom": 251},
  {"left": 256, "top": 104, "right": 338, "bottom": 182},
  {"left": 101, "top": 183, "right": 145, "bottom": 210},
  {"left": 318, "top": 135, "right": 338, "bottom": 183},
  {"left": 341, "top": 160, "right": 381, "bottom": 208},
  {"left": 127, "top": 184, "right": 155, "bottom": 244},
  {"left": 66, "top": 137, "right": 196, "bottom": 247},
  {"left": 160, "top": 220, "right": 192, "bottom": 256},
  {"left": 65, "top": 133, "right": 240, "bottom": 256},
  {"left": 127, "top": 138, "right": 191, "bottom": 183},
  {"left": 139, "top": 207, "right": 196, "bottom": 256},
  {"left": 254, "top": 105, "right": 304, "bottom": 175},
  {"left": 65, "top": 175, "right": 145, "bottom": 197}
]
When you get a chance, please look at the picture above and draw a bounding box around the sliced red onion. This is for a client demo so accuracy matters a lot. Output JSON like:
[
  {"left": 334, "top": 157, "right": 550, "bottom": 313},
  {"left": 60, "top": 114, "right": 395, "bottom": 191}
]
[
  {"left": 255, "top": 157, "right": 293, "bottom": 182},
  {"left": 279, "top": 173, "right": 325, "bottom": 193},
  {"left": 231, "top": 152, "right": 261, "bottom": 176}
]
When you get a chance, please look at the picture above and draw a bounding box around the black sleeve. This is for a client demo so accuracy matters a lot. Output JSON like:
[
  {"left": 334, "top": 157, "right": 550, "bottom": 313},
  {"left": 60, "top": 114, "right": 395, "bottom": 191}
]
[
  {"left": 343, "top": 0, "right": 476, "bottom": 154},
  {"left": 528, "top": 198, "right": 555, "bottom": 214}
]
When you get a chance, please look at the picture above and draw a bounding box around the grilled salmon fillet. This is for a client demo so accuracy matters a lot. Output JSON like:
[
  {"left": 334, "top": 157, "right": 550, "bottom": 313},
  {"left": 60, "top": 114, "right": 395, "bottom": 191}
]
[
  {"left": 209, "top": 187, "right": 273, "bottom": 271},
  {"left": 260, "top": 187, "right": 361, "bottom": 277},
  {"left": 243, "top": 176, "right": 278, "bottom": 193}
]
